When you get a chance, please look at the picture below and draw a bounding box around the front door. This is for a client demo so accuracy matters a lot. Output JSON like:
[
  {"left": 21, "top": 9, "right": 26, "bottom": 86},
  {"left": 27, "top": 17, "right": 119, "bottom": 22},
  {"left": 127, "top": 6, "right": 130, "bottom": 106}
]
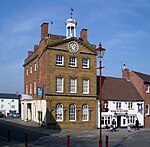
[{"left": 117, "top": 116, "right": 121, "bottom": 127}]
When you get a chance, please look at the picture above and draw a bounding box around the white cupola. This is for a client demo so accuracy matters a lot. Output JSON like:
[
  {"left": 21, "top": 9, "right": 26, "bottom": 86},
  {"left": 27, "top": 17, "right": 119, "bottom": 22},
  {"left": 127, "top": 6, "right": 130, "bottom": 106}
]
[{"left": 66, "top": 17, "right": 77, "bottom": 38}]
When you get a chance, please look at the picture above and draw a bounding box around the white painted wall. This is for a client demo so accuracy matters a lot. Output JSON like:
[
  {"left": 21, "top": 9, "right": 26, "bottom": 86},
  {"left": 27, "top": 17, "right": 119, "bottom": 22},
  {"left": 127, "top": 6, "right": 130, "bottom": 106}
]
[
  {"left": 0, "top": 98, "right": 19, "bottom": 116},
  {"left": 21, "top": 99, "right": 46, "bottom": 124},
  {"left": 97, "top": 100, "right": 144, "bottom": 128}
]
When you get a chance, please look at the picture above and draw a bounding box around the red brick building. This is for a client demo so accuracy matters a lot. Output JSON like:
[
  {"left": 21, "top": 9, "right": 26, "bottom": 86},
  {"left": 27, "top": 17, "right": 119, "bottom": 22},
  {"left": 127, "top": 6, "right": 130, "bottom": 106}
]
[{"left": 122, "top": 66, "right": 150, "bottom": 128}]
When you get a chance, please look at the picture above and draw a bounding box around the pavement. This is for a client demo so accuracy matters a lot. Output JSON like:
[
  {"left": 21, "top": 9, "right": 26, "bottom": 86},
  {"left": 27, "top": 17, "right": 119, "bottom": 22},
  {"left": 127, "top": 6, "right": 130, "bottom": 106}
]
[{"left": 0, "top": 118, "right": 145, "bottom": 147}]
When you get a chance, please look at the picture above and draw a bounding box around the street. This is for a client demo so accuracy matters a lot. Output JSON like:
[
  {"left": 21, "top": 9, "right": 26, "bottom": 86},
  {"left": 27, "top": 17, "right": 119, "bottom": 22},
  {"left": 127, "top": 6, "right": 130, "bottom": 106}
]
[{"left": 0, "top": 118, "right": 150, "bottom": 147}]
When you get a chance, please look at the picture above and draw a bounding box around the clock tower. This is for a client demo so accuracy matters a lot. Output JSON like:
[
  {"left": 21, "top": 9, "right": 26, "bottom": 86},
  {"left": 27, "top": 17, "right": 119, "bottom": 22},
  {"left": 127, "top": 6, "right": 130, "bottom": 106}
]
[{"left": 66, "top": 16, "right": 77, "bottom": 38}]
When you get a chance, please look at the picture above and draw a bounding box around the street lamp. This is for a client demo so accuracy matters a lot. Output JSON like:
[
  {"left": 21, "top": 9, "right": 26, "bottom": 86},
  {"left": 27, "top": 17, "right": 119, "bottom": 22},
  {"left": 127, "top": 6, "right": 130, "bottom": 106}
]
[{"left": 96, "top": 42, "right": 106, "bottom": 147}]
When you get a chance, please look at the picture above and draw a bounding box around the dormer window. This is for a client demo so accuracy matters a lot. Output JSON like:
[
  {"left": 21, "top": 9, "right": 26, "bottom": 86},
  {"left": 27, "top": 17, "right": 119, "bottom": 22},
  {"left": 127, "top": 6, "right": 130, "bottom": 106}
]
[{"left": 146, "top": 84, "right": 150, "bottom": 93}]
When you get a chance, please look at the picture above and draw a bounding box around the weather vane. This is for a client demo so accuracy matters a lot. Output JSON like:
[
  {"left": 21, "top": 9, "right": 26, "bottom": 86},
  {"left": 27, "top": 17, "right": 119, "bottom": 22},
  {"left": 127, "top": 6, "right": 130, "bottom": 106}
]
[{"left": 70, "top": 7, "right": 74, "bottom": 18}]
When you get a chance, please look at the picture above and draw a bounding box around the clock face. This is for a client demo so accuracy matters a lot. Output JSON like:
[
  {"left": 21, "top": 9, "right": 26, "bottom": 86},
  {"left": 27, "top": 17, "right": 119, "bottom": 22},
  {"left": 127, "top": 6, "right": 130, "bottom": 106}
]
[{"left": 68, "top": 41, "right": 79, "bottom": 53}]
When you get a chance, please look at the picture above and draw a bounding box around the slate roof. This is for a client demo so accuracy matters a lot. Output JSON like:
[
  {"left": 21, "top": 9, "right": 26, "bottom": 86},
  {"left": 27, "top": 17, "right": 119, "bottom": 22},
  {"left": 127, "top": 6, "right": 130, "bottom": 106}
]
[
  {"left": 97, "top": 76, "right": 143, "bottom": 101},
  {"left": 0, "top": 93, "right": 19, "bottom": 99},
  {"left": 132, "top": 71, "right": 150, "bottom": 83}
]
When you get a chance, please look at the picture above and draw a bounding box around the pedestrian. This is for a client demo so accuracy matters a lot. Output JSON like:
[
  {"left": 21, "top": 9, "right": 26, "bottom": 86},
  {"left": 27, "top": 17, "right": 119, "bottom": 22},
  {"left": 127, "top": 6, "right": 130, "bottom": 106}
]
[
  {"left": 105, "top": 123, "right": 109, "bottom": 132},
  {"left": 112, "top": 119, "right": 116, "bottom": 131},
  {"left": 128, "top": 125, "right": 131, "bottom": 132},
  {"left": 135, "top": 118, "right": 139, "bottom": 130}
]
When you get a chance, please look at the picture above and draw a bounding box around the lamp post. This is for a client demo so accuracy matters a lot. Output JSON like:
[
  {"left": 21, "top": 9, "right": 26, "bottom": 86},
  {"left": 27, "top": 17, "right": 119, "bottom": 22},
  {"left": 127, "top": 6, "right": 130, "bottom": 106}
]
[{"left": 96, "top": 42, "right": 106, "bottom": 147}]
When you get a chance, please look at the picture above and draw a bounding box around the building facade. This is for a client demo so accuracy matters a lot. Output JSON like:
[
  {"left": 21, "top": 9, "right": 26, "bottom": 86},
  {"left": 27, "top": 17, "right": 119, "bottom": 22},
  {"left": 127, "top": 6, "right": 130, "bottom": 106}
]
[
  {"left": 97, "top": 76, "right": 144, "bottom": 128},
  {"left": 22, "top": 17, "right": 97, "bottom": 129},
  {"left": 0, "top": 93, "right": 20, "bottom": 117},
  {"left": 122, "top": 67, "right": 150, "bottom": 128}
]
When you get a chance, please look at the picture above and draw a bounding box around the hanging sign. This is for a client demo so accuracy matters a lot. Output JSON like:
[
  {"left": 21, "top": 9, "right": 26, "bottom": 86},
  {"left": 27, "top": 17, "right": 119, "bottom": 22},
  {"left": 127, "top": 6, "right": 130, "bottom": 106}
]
[{"left": 37, "top": 87, "right": 43, "bottom": 96}]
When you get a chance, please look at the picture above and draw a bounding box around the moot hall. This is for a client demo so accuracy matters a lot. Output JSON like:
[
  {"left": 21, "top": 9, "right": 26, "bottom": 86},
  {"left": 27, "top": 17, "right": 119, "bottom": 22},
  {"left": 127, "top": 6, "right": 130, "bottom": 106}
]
[{"left": 21, "top": 15, "right": 97, "bottom": 129}]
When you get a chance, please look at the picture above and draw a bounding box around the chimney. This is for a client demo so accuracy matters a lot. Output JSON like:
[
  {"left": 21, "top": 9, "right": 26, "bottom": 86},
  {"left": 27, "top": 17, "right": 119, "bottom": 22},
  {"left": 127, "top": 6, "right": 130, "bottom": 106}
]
[
  {"left": 34, "top": 45, "right": 39, "bottom": 51},
  {"left": 80, "top": 29, "right": 88, "bottom": 42},
  {"left": 41, "top": 23, "right": 49, "bottom": 40},
  {"left": 28, "top": 51, "right": 33, "bottom": 57},
  {"left": 122, "top": 64, "right": 130, "bottom": 80}
]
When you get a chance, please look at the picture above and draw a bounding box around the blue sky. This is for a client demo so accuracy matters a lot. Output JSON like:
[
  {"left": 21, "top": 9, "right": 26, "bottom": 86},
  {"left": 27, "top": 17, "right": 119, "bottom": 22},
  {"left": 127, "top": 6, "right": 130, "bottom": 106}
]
[{"left": 0, "top": 0, "right": 150, "bottom": 94}]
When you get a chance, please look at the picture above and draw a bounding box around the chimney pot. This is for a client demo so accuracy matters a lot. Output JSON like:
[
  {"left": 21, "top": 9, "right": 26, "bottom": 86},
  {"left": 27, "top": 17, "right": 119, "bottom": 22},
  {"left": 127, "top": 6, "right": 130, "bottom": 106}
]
[
  {"left": 41, "top": 23, "right": 49, "bottom": 40},
  {"left": 80, "top": 29, "right": 88, "bottom": 42},
  {"left": 28, "top": 51, "right": 33, "bottom": 57},
  {"left": 34, "top": 45, "right": 39, "bottom": 51},
  {"left": 122, "top": 64, "right": 130, "bottom": 80}
]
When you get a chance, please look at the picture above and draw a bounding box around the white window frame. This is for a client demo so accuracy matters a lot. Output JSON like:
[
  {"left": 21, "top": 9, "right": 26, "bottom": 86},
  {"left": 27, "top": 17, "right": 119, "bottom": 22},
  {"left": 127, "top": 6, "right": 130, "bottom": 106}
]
[
  {"left": 70, "top": 78, "right": 77, "bottom": 93},
  {"left": 34, "top": 81, "right": 36, "bottom": 94},
  {"left": 34, "top": 63, "right": 37, "bottom": 72},
  {"left": 30, "top": 83, "right": 32, "bottom": 94},
  {"left": 128, "top": 102, "right": 133, "bottom": 109},
  {"left": 1, "top": 104, "right": 4, "bottom": 109},
  {"left": 69, "top": 104, "right": 76, "bottom": 121},
  {"left": 102, "top": 116, "right": 111, "bottom": 126},
  {"left": 69, "top": 57, "right": 77, "bottom": 67},
  {"left": 56, "top": 55, "right": 64, "bottom": 66},
  {"left": 26, "top": 84, "right": 28, "bottom": 94},
  {"left": 26, "top": 68, "right": 28, "bottom": 76},
  {"left": 146, "top": 84, "right": 150, "bottom": 93},
  {"left": 56, "top": 104, "right": 63, "bottom": 121},
  {"left": 146, "top": 104, "right": 150, "bottom": 115},
  {"left": 56, "top": 77, "right": 64, "bottom": 93},
  {"left": 116, "top": 102, "right": 121, "bottom": 109},
  {"left": 11, "top": 105, "right": 15, "bottom": 109},
  {"left": 82, "top": 58, "right": 89, "bottom": 68},
  {"left": 82, "top": 104, "right": 89, "bottom": 121},
  {"left": 30, "top": 65, "right": 32, "bottom": 74},
  {"left": 82, "top": 79, "right": 89, "bottom": 94},
  {"left": 128, "top": 115, "right": 136, "bottom": 124}
]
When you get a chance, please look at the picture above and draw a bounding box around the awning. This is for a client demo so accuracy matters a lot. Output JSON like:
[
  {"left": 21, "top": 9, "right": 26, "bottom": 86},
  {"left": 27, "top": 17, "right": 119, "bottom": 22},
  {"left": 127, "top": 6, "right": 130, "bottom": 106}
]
[{"left": 21, "top": 94, "right": 33, "bottom": 100}]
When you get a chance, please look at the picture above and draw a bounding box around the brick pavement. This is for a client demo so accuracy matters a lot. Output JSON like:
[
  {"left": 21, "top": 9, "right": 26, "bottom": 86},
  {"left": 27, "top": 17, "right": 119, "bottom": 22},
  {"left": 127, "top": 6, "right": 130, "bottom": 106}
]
[{"left": 0, "top": 118, "right": 142, "bottom": 147}]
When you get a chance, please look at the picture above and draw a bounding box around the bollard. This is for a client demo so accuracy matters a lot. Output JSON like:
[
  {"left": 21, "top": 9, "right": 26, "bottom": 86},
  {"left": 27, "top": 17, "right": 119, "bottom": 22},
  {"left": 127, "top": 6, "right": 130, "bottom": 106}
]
[
  {"left": 106, "top": 135, "right": 109, "bottom": 147},
  {"left": 66, "top": 135, "right": 70, "bottom": 147},
  {"left": 25, "top": 132, "right": 28, "bottom": 147},
  {"left": 8, "top": 129, "right": 10, "bottom": 142}
]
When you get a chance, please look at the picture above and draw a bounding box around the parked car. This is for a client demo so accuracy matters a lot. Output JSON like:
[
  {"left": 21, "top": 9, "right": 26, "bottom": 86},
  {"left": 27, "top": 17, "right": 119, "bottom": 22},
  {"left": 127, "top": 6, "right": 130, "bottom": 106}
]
[
  {"left": 12, "top": 113, "right": 20, "bottom": 118},
  {"left": 0, "top": 111, "right": 4, "bottom": 118}
]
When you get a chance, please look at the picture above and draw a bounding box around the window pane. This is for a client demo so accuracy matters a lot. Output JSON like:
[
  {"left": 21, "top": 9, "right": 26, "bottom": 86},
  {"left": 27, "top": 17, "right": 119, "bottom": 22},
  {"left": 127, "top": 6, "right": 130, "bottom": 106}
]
[
  {"left": 26, "top": 84, "right": 28, "bottom": 94},
  {"left": 69, "top": 104, "right": 76, "bottom": 121},
  {"left": 34, "top": 82, "right": 36, "bottom": 94},
  {"left": 56, "top": 78, "right": 63, "bottom": 92},
  {"left": 26, "top": 68, "right": 28, "bottom": 76},
  {"left": 34, "top": 63, "right": 37, "bottom": 71},
  {"left": 82, "top": 79, "right": 89, "bottom": 94},
  {"left": 82, "top": 104, "right": 89, "bottom": 121},
  {"left": 146, "top": 104, "right": 149, "bottom": 114},
  {"left": 30, "top": 83, "right": 32, "bottom": 94},
  {"left": 82, "top": 58, "right": 89, "bottom": 68},
  {"left": 56, "top": 55, "right": 64, "bottom": 65},
  {"left": 30, "top": 66, "right": 32, "bottom": 74},
  {"left": 56, "top": 104, "right": 63, "bottom": 121},
  {"left": 69, "top": 57, "right": 77, "bottom": 67},
  {"left": 70, "top": 78, "right": 77, "bottom": 93}
]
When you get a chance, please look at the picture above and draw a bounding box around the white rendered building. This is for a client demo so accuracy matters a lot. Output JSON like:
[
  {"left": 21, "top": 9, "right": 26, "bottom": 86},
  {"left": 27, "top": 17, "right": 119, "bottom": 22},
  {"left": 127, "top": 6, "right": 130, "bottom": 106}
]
[
  {"left": 21, "top": 94, "right": 46, "bottom": 124},
  {"left": 97, "top": 77, "right": 144, "bottom": 128},
  {"left": 0, "top": 93, "right": 20, "bottom": 117}
]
